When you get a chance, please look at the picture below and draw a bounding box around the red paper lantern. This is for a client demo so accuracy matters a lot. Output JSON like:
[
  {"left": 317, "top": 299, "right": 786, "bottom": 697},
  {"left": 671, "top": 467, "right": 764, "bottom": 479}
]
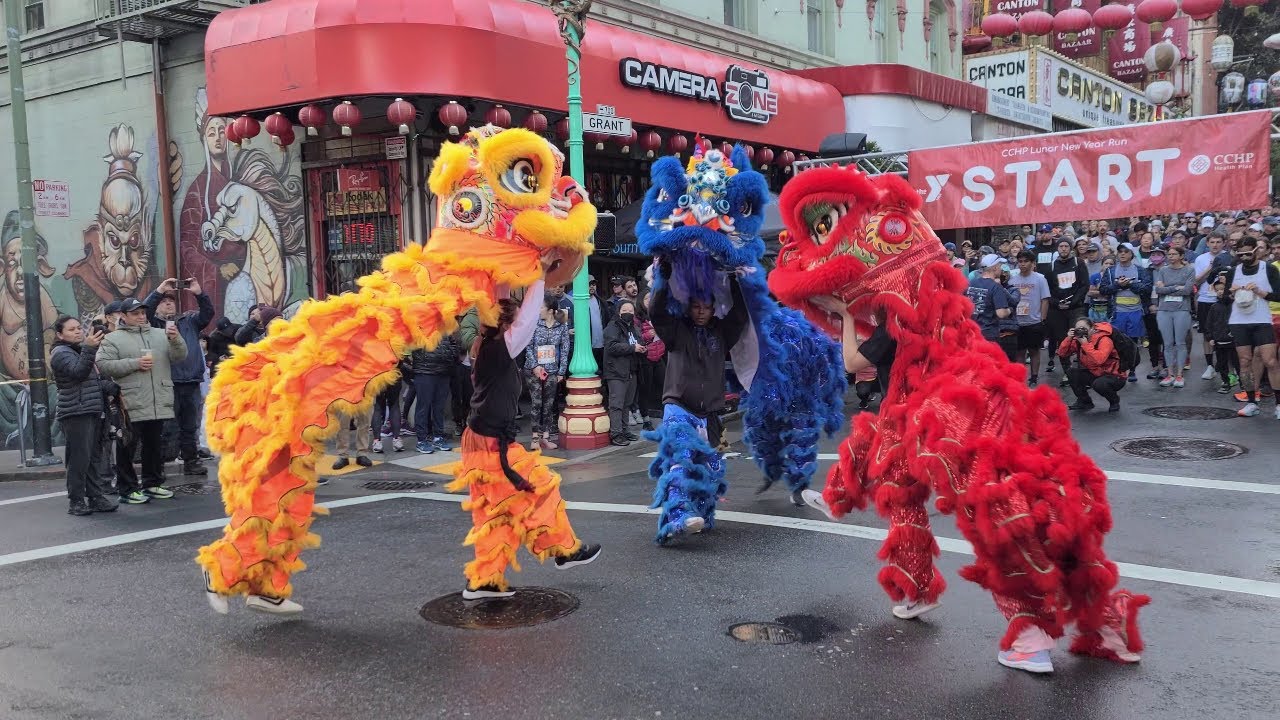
[
  {"left": 981, "top": 12, "right": 1018, "bottom": 38},
  {"left": 387, "top": 98, "right": 416, "bottom": 135},
  {"left": 298, "top": 104, "right": 325, "bottom": 137},
  {"left": 742, "top": 145, "right": 755, "bottom": 162},
  {"left": 668, "top": 133, "right": 689, "bottom": 155},
  {"left": 756, "top": 147, "right": 774, "bottom": 170},
  {"left": 586, "top": 131, "right": 609, "bottom": 151},
  {"left": 1053, "top": 8, "right": 1093, "bottom": 39},
  {"left": 615, "top": 129, "right": 638, "bottom": 154},
  {"left": 556, "top": 118, "right": 571, "bottom": 145},
  {"left": 962, "top": 33, "right": 993, "bottom": 54},
  {"left": 719, "top": 141, "right": 734, "bottom": 157},
  {"left": 639, "top": 130, "right": 662, "bottom": 158},
  {"left": 277, "top": 127, "right": 296, "bottom": 148},
  {"left": 1018, "top": 10, "right": 1054, "bottom": 37},
  {"left": 1093, "top": 3, "right": 1133, "bottom": 31},
  {"left": 484, "top": 104, "right": 512, "bottom": 129},
  {"left": 438, "top": 101, "right": 467, "bottom": 136},
  {"left": 1179, "top": 0, "right": 1222, "bottom": 20},
  {"left": 778, "top": 149, "right": 796, "bottom": 173},
  {"left": 225, "top": 120, "right": 242, "bottom": 146},
  {"left": 1135, "top": 0, "right": 1177, "bottom": 31},
  {"left": 264, "top": 112, "right": 292, "bottom": 146},
  {"left": 522, "top": 109, "right": 548, "bottom": 134},
  {"left": 332, "top": 101, "right": 361, "bottom": 137},
  {"left": 232, "top": 115, "right": 260, "bottom": 147}
]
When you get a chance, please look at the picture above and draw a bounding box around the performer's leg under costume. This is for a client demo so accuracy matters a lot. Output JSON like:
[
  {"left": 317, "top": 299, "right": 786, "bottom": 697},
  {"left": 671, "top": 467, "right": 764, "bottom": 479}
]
[
  {"left": 646, "top": 404, "right": 726, "bottom": 542},
  {"left": 447, "top": 429, "right": 581, "bottom": 591}
]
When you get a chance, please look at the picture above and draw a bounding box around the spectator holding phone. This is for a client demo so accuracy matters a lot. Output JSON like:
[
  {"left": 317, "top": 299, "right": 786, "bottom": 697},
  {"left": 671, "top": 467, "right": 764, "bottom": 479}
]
[
  {"left": 50, "top": 316, "right": 117, "bottom": 516},
  {"left": 144, "top": 277, "right": 215, "bottom": 476}
]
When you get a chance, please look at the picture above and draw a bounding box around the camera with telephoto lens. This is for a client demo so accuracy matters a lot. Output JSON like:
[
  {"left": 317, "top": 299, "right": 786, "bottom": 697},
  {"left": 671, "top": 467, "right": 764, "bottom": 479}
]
[{"left": 91, "top": 320, "right": 107, "bottom": 335}]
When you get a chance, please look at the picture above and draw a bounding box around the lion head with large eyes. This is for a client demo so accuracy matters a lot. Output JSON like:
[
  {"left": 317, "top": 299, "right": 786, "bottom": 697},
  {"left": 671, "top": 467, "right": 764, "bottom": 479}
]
[
  {"left": 768, "top": 165, "right": 945, "bottom": 338},
  {"left": 427, "top": 125, "right": 597, "bottom": 287}
]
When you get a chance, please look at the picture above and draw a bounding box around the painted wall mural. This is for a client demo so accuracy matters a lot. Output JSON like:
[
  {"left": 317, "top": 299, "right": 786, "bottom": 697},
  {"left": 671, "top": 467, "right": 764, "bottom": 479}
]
[{"left": 178, "top": 88, "right": 307, "bottom": 327}]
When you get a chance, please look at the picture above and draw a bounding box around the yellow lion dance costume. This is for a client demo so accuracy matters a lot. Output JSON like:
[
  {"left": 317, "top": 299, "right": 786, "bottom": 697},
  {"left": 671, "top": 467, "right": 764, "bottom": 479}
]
[{"left": 198, "top": 126, "right": 597, "bottom": 612}]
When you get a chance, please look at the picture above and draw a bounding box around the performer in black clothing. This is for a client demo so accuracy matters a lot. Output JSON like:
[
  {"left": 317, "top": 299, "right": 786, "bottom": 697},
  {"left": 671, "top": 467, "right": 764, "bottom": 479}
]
[{"left": 445, "top": 279, "right": 601, "bottom": 600}]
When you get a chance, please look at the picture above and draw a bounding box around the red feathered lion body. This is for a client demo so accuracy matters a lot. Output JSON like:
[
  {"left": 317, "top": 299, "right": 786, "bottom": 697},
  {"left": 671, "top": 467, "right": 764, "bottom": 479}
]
[{"left": 769, "top": 167, "right": 1147, "bottom": 659}]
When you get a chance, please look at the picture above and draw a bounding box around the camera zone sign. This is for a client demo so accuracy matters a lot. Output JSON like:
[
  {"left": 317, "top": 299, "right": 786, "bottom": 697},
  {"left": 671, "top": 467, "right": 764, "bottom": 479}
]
[{"left": 619, "top": 58, "right": 779, "bottom": 124}]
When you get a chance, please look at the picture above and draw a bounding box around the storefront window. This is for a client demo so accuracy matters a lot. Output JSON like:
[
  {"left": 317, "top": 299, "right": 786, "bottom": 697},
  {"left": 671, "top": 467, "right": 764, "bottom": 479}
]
[
  {"left": 310, "top": 164, "right": 400, "bottom": 296},
  {"left": 24, "top": 0, "right": 43, "bottom": 32}
]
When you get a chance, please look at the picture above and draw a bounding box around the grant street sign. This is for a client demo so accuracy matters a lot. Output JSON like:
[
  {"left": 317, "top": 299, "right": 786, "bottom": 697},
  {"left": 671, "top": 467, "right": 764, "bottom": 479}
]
[{"left": 583, "top": 112, "right": 633, "bottom": 137}]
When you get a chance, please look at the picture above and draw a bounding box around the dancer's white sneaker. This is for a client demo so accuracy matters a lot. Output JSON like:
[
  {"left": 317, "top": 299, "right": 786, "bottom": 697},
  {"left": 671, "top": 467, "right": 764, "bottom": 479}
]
[
  {"left": 799, "top": 489, "right": 837, "bottom": 521},
  {"left": 246, "top": 595, "right": 303, "bottom": 614},
  {"left": 202, "top": 570, "right": 228, "bottom": 615},
  {"left": 463, "top": 584, "right": 516, "bottom": 600},
  {"left": 891, "top": 600, "right": 941, "bottom": 620},
  {"left": 998, "top": 649, "right": 1054, "bottom": 674},
  {"left": 683, "top": 516, "right": 705, "bottom": 534}
]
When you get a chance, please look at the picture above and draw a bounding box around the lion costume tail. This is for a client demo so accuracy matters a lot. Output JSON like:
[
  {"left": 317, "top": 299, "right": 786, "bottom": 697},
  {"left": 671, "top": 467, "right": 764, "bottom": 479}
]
[{"left": 197, "top": 244, "right": 497, "bottom": 599}]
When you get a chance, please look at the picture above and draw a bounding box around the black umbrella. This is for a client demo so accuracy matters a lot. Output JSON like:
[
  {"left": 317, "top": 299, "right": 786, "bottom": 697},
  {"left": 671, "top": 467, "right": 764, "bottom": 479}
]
[{"left": 610, "top": 192, "right": 787, "bottom": 248}]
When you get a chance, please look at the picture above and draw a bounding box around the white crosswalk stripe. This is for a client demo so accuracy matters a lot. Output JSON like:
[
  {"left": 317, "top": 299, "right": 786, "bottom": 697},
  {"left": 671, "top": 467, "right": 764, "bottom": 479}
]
[{"left": 634, "top": 452, "right": 1279, "bottom": 494}]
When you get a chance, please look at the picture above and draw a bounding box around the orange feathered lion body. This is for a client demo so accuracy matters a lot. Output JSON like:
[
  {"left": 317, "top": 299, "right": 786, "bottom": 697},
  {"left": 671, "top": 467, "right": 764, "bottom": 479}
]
[
  {"left": 198, "top": 126, "right": 597, "bottom": 599},
  {"left": 768, "top": 166, "right": 1148, "bottom": 659}
]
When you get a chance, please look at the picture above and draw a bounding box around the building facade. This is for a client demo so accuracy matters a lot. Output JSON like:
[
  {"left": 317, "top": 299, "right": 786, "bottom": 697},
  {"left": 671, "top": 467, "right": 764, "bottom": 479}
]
[{"left": 0, "top": 0, "right": 971, "bottom": 446}]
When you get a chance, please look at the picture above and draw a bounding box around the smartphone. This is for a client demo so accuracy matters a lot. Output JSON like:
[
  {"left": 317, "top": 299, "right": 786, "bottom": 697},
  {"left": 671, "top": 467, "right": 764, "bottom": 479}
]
[
  {"left": 166, "top": 320, "right": 177, "bottom": 332},
  {"left": 176, "top": 280, "right": 190, "bottom": 289}
]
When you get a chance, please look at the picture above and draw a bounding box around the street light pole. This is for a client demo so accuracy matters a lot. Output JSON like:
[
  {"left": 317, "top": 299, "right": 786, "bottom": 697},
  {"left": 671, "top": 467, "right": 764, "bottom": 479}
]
[
  {"left": 5, "top": 0, "right": 58, "bottom": 466},
  {"left": 550, "top": 0, "right": 609, "bottom": 449}
]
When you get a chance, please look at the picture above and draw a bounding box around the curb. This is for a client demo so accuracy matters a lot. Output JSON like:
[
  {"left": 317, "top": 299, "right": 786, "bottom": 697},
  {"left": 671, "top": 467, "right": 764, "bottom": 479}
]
[{"left": 0, "top": 465, "right": 64, "bottom": 484}]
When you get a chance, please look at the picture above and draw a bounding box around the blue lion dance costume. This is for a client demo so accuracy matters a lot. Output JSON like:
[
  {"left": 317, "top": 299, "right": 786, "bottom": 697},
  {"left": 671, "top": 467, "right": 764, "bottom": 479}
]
[{"left": 636, "top": 144, "right": 846, "bottom": 542}]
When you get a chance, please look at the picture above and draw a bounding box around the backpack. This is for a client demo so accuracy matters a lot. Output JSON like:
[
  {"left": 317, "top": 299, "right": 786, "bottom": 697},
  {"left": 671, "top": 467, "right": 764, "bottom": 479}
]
[{"left": 1110, "top": 330, "right": 1141, "bottom": 374}]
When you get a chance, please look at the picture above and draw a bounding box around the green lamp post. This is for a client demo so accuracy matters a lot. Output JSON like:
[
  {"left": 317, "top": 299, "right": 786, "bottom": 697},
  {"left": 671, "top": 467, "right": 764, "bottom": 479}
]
[{"left": 550, "top": 0, "right": 609, "bottom": 449}]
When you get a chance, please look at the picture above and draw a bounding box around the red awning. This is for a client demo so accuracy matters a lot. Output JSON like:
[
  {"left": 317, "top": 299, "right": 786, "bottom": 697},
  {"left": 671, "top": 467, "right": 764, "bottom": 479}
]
[{"left": 204, "top": 0, "right": 844, "bottom": 151}]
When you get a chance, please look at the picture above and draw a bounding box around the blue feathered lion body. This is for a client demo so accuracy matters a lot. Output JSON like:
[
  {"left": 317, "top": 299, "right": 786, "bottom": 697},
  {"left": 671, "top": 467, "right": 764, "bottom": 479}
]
[{"left": 636, "top": 146, "right": 844, "bottom": 540}]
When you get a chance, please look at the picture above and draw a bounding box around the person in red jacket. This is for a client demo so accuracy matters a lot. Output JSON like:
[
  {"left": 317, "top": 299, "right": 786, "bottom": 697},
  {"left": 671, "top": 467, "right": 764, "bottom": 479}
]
[{"left": 1057, "top": 318, "right": 1126, "bottom": 412}]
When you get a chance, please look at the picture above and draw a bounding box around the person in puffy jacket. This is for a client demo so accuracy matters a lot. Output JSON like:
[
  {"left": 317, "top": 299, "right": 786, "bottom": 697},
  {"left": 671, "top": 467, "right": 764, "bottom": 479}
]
[
  {"left": 524, "top": 295, "right": 570, "bottom": 450},
  {"left": 50, "top": 316, "right": 117, "bottom": 516},
  {"left": 602, "top": 301, "right": 644, "bottom": 446},
  {"left": 234, "top": 304, "right": 282, "bottom": 345},
  {"left": 412, "top": 332, "right": 461, "bottom": 453},
  {"left": 1057, "top": 318, "right": 1126, "bottom": 413}
]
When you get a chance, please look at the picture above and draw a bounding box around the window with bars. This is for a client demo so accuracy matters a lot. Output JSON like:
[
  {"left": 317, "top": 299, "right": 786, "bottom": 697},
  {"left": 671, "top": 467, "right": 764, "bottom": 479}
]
[
  {"left": 873, "top": 1, "right": 889, "bottom": 62},
  {"left": 929, "top": 3, "right": 947, "bottom": 74},
  {"left": 724, "top": 0, "right": 748, "bottom": 30},
  {"left": 24, "top": 0, "right": 44, "bottom": 33},
  {"left": 806, "top": 0, "right": 827, "bottom": 54}
]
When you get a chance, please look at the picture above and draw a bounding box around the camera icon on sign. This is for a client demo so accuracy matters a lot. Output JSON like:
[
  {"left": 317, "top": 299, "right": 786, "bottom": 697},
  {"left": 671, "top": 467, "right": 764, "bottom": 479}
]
[{"left": 725, "top": 65, "right": 776, "bottom": 124}]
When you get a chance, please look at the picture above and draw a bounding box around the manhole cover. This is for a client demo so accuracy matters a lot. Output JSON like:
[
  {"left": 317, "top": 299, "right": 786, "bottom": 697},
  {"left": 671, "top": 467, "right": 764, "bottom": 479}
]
[
  {"left": 362, "top": 480, "right": 435, "bottom": 492},
  {"left": 728, "top": 622, "right": 799, "bottom": 645},
  {"left": 1142, "top": 406, "right": 1239, "bottom": 420},
  {"left": 420, "top": 587, "right": 578, "bottom": 629},
  {"left": 169, "top": 482, "right": 213, "bottom": 495},
  {"left": 1111, "top": 437, "right": 1247, "bottom": 461}
]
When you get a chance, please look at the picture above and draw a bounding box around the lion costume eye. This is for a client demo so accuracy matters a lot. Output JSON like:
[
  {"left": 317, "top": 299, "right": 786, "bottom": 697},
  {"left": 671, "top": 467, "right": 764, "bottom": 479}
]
[
  {"left": 739, "top": 202, "right": 754, "bottom": 217},
  {"left": 812, "top": 208, "right": 841, "bottom": 242},
  {"left": 501, "top": 159, "right": 539, "bottom": 194}
]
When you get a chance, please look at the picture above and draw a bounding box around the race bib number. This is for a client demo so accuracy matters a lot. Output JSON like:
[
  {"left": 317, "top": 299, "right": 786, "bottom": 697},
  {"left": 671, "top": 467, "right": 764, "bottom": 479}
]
[
  {"left": 1038, "top": 252, "right": 1053, "bottom": 266},
  {"left": 536, "top": 344, "right": 556, "bottom": 364},
  {"left": 1056, "top": 272, "right": 1076, "bottom": 289},
  {"left": 1017, "top": 301, "right": 1031, "bottom": 317}
]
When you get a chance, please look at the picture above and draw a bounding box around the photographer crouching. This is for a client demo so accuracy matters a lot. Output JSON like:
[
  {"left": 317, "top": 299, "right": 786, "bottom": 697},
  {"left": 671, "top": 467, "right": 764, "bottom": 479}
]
[{"left": 1056, "top": 318, "right": 1126, "bottom": 413}]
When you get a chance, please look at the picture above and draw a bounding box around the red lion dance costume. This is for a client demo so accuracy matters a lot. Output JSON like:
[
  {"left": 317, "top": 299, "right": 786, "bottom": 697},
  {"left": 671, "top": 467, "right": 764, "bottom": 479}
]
[
  {"left": 769, "top": 166, "right": 1148, "bottom": 672},
  {"left": 197, "top": 126, "right": 598, "bottom": 612}
]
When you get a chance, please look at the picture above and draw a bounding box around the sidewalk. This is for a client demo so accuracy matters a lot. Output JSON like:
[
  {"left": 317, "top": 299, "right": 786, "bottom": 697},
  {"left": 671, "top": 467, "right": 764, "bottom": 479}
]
[{"left": 0, "top": 448, "right": 65, "bottom": 483}]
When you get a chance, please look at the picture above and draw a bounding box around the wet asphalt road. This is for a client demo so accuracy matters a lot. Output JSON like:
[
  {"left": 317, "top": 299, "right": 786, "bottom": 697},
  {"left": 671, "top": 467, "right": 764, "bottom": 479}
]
[{"left": 0, "top": 372, "right": 1276, "bottom": 720}]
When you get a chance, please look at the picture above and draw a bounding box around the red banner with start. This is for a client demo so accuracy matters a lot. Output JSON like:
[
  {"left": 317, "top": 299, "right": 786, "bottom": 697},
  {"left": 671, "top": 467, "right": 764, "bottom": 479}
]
[{"left": 907, "top": 111, "right": 1273, "bottom": 230}]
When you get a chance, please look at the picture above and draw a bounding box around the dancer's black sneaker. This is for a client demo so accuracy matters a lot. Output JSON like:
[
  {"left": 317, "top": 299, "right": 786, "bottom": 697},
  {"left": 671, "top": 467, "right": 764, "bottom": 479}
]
[
  {"left": 555, "top": 543, "right": 602, "bottom": 569},
  {"left": 462, "top": 584, "right": 515, "bottom": 600}
]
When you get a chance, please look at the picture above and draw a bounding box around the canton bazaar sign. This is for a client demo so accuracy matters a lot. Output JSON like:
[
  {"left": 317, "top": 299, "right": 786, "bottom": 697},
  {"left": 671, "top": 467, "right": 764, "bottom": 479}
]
[
  {"left": 964, "top": 48, "right": 1159, "bottom": 129},
  {"left": 619, "top": 58, "right": 779, "bottom": 125}
]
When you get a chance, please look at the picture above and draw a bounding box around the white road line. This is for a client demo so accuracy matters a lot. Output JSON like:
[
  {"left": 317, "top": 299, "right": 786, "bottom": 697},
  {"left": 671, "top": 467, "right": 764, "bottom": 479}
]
[
  {"left": 2, "top": 492, "right": 1276, "bottom": 600},
  {"left": 637, "top": 453, "right": 1279, "bottom": 495},
  {"left": 0, "top": 491, "right": 65, "bottom": 506}
]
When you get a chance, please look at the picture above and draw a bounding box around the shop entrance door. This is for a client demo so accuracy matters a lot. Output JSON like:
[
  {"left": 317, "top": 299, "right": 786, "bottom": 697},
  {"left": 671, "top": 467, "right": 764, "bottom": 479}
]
[{"left": 308, "top": 162, "right": 401, "bottom": 296}]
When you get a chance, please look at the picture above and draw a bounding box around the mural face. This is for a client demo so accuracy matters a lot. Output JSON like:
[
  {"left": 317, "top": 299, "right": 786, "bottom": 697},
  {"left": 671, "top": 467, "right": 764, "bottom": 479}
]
[
  {"left": 63, "top": 123, "right": 165, "bottom": 319},
  {"left": 179, "top": 88, "right": 307, "bottom": 327}
]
